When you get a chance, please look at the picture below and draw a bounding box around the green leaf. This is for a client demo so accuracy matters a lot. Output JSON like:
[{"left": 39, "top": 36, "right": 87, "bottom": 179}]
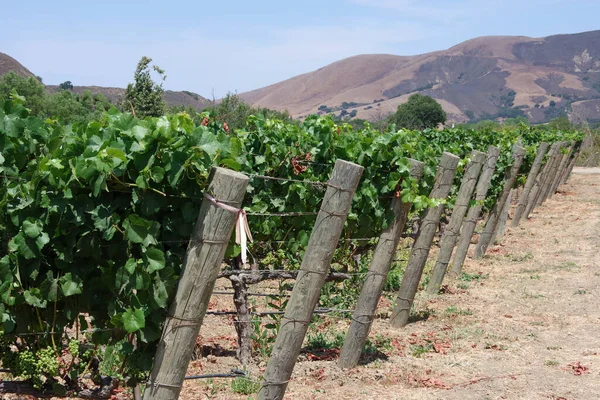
[
  {"left": 123, "top": 214, "right": 159, "bottom": 246},
  {"left": 23, "top": 219, "right": 43, "bottom": 238},
  {"left": 122, "top": 308, "right": 145, "bottom": 333},
  {"left": 125, "top": 258, "right": 138, "bottom": 274},
  {"left": 24, "top": 288, "right": 47, "bottom": 308},
  {"left": 8, "top": 233, "right": 37, "bottom": 259},
  {"left": 60, "top": 273, "right": 83, "bottom": 297},
  {"left": 144, "top": 248, "right": 165, "bottom": 274},
  {"left": 153, "top": 277, "right": 168, "bottom": 308}
]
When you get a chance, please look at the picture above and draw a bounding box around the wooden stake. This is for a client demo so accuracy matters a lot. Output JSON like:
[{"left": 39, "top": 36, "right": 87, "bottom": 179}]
[
  {"left": 389, "top": 152, "right": 460, "bottom": 328},
  {"left": 512, "top": 142, "right": 549, "bottom": 226},
  {"left": 474, "top": 144, "right": 525, "bottom": 259},
  {"left": 426, "top": 150, "right": 486, "bottom": 295},
  {"left": 258, "top": 160, "right": 364, "bottom": 400},
  {"left": 338, "top": 159, "right": 424, "bottom": 369},
  {"left": 449, "top": 146, "right": 500, "bottom": 277},
  {"left": 143, "top": 167, "right": 249, "bottom": 400}
]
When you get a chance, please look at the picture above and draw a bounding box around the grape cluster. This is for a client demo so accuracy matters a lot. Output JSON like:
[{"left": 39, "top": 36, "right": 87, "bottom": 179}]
[
  {"left": 38, "top": 347, "right": 59, "bottom": 377},
  {"left": 68, "top": 339, "right": 79, "bottom": 357}
]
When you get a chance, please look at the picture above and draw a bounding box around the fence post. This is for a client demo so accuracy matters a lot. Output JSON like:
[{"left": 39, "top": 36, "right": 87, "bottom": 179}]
[
  {"left": 258, "top": 160, "right": 363, "bottom": 400},
  {"left": 143, "top": 167, "right": 249, "bottom": 400},
  {"left": 549, "top": 140, "right": 575, "bottom": 196},
  {"left": 449, "top": 146, "right": 500, "bottom": 277},
  {"left": 512, "top": 142, "right": 549, "bottom": 226},
  {"left": 524, "top": 142, "right": 559, "bottom": 218},
  {"left": 338, "top": 159, "right": 424, "bottom": 369},
  {"left": 389, "top": 152, "right": 460, "bottom": 328},
  {"left": 491, "top": 189, "right": 513, "bottom": 245},
  {"left": 426, "top": 150, "right": 486, "bottom": 295},
  {"left": 539, "top": 142, "right": 567, "bottom": 205},
  {"left": 562, "top": 143, "right": 582, "bottom": 184},
  {"left": 474, "top": 144, "right": 525, "bottom": 259}
]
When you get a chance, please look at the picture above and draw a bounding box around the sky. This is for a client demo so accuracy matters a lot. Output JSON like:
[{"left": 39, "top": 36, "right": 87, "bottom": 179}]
[{"left": 2, "top": 0, "right": 599, "bottom": 98}]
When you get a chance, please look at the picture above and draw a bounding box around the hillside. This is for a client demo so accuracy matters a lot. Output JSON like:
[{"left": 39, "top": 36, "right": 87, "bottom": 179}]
[
  {"left": 240, "top": 30, "right": 600, "bottom": 123},
  {"left": 0, "top": 53, "right": 211, "bottom": 110}
]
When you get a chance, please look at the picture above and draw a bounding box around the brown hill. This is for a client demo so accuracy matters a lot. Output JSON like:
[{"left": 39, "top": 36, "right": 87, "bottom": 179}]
[
  {"left": 0, "top": 53, "right": 211, "bottom": 110},
  {"left": 240, "top": 30, "right": 600, "bottom": 123}
]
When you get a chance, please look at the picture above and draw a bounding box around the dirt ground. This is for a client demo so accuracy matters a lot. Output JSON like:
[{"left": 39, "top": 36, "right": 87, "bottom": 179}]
[
  {"left": 178, "top": 170, "right": 600, "bottom": 400},
  {"left": 2, "top": 171, "right": 598, "bottom": 400}
]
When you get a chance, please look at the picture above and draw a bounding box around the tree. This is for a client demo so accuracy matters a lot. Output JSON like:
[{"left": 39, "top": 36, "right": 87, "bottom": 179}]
[
  {"left": 58, "top": 81, "right": 74, "bottom": 91},
  {"left": 124, "top": 56, "right": 166, "bottom": 118},
  {"left": 0, "top": 72, "right": 46, "bottom": 115},
  {"left": 390, "top": 94, "right": 446, "bottom": 130}
]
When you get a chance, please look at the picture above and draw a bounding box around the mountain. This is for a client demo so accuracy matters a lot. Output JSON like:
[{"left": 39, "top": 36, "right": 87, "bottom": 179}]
[
  {"left": 240, "top": 30, "right": 600, "bottom": 124},
  {"left": 0, "top": 53, "right": 211, "bottom": 110}
]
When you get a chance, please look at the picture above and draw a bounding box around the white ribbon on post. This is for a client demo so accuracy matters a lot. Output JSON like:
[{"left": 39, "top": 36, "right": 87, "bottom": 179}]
[{"left": 203, "top": 193, "right": 253, "bottom": 265}]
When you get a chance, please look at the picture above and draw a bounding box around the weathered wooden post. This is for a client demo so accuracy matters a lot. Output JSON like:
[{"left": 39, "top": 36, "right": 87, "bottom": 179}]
[
  {"left": 491, "top": 189, "right": 513, "bottom": 244},
  {"left": 425, "top": 150, "right": 486, "bottom": 295},
  {"left": 539, "top": 142, "right": 567, "bottom": 205},
  {"left": 338, "top": 159, "right": 424, "bottom": 369},
  {"left": 389, "top": 152, "right": 460, "bottom": 328},
  {"left": 523, "top": 142, "right": 559, "bottom": 218},
  {"left": 474, "top": 144, "right": 525, "bottom": 259},
  {"left": 144, "top": 167, "right": 249, "bottom": 400},
  {"left": 549, "top": 141, "right": 575, "bottom": 196},
  {"left": 258, "top": 160, "right": 363, "bottom": 400},
  {"left": 512, "top": 142, "right": 549, "bottom": 226},
  {"left": 449, "top": 146, "right": 500, "bottom": 277},
  {"left": 562, "top": 143, "right": 582, "bottom": 184}
]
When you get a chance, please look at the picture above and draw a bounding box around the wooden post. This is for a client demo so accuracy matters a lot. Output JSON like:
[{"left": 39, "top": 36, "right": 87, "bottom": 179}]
[
  {"left": 449, "top": 146, "right": 500, "bottom": 277},
  {"left": 258, "top": 160, "right": 363, "bottom": 400},
  {"left": 425, "top": 150, "right": 486, "bottom": 295},
  {"left": 562, "top": 144, "right": 582, "bottom": 184},
  {"left": 338, "top": 159, "right": 424, "bottom": 369},
  {"left": 491, "top": 189, "right": 512, "bottom": 244},
  {"left": 389, "top": 152, "right": 460, "bottom": 328},
  {"left": 523, "top": 142, "right": 559, "bottom": 218},
  {"left": 143, "top": 168, "right": 249, "bottom": 400},
  {"left": 474, "top": 144, "right": 525, "bottom": 259},
  {"left": 512, "top": 142, "right": 549, "bottom": 226},
  {"left": 549, "top": 141, "right": 575, "bottom": 196},
  {"left": 539, "top": 142, "right": 567, "bottom": 205}
]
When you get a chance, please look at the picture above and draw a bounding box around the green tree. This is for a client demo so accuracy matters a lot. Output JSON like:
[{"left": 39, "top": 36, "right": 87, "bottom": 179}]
[
  {"left": 390, "top": 94, "right": 446, "bottom": 130},
  {"left": 124, "top": 56, "right": 166, "bottom": 118},
  {"left": 0, "top": 72, "right": 46, "bottom": 115},
  {"left": 549, "top": 116, "right": 575, "bottom": 131},
  {"left": 58, "top": 81, "right": 74, "bottom": 91}
]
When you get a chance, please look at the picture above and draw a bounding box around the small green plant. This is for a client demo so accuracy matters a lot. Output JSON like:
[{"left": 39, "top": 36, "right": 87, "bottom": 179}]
[
  {"left": 574, "top": 289, "right": 587, "bottom": 295},
  {"left": 364, "top": 333, "right": 392, "bottom": 354},
  {"left": 305, "top": 327, "right": 345, "bottom": 351},
  {"left": 457, "top": 283, "right": 469, "bottom": 290},
  {"left": 530, "top": 274, "right": 540, "bottom": 280},
  {"left": 445, "top": 306, "right": 473, "bottom": 316},
  {"left": 506, "top": 252, "right": 534, "bottom": 262},
  {"left": 459, "top": 272, "right": 488, "bottom": 282},
  {"left": 554, "top": 261, "right": 578, "bottom": 270},
  {"left": 547, "top": 346, "right": 562, "bottom": 350},
  {"left": 544, "top": 359, "right": 559, "bottom": 366},
  {"left": 231, "top": 377, "right": 260, "bottom": 395},
  {"left": 410, "top": 343, "right": 433, "bottom": 357}
]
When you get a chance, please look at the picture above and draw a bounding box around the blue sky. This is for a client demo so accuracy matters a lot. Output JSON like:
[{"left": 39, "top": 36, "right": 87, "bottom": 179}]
[{"left": 2, "top": 0, "right": 599, "bottom": 98}]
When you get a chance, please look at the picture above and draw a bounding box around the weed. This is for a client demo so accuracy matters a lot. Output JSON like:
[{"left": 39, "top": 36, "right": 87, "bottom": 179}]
[
  {"left": 231, "top": 377, "right": 260, "bottom": 395},
  {"left": 305, "top": 327, "right": 345, "bottom": 351},
  {"left": 547, "top": 346, "right": 562, "bottom": 350},
  {"left": 364, "top": 333, "right": 392, "bottom": 354},
  {"left": 553, "top": 261, "right": 578, "bottom": 270},
  {"left": 523, "top": 292, "right": 546, "bottom": 299},
  {"left": 410, "top": 343, "right": 434, "bottom": 357},
  {"left": 530, "top": 274, "right": 540, "bottom": 280},
  {"left": 459, "top": 272, "right": 488, "bottom": 282},
  {"left": 574, "top": 289, "right": 587, "bottom": 295},
  {"left": 409, "top": 307, "right": 435, "bottom": 323},
  {"left": 457, "top": 283, "right": 469, "bottom": 290},
  {"left": 506, "top": 252, "right": 534, "bottom": 262},
  {"left": 445, "top": 306, "right": 473, "bottom": 316},
  {"left": 530, "top": 321, "right": 546, "bottom": 326},
  {"left": 544, "top": 360, "right": 559, "bottom": 366}
]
